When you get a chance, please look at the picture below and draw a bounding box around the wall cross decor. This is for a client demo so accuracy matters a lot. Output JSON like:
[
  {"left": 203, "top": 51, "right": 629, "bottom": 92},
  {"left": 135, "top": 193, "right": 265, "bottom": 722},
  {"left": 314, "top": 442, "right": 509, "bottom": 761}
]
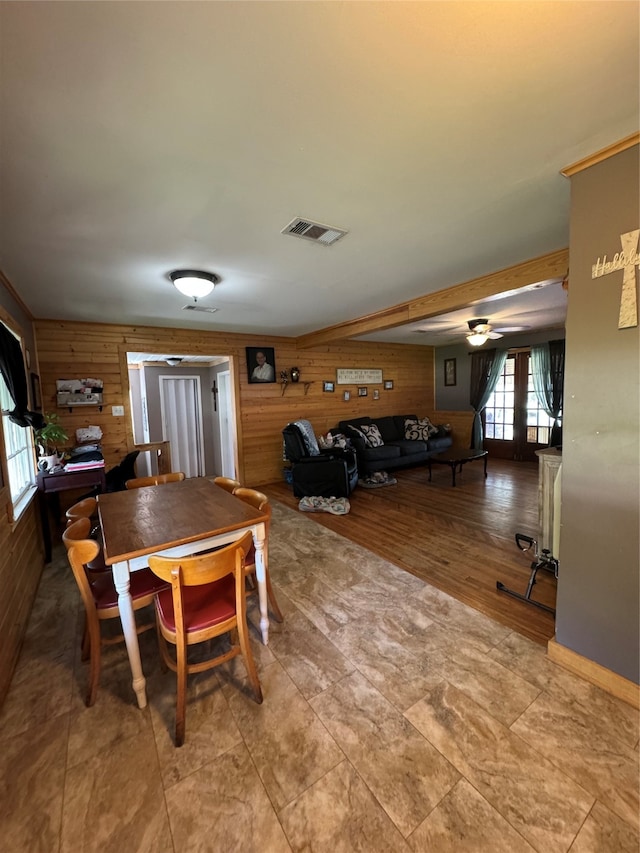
[{"left": 591, "top": 228, "right": 639, "bottom": 329}]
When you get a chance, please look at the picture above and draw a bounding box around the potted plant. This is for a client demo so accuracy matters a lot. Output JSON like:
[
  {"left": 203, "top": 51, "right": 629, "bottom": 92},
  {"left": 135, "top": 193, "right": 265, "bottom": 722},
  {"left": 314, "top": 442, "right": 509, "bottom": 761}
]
[{"left": 34, "top": 412, "right": 69, "bottom": 471}]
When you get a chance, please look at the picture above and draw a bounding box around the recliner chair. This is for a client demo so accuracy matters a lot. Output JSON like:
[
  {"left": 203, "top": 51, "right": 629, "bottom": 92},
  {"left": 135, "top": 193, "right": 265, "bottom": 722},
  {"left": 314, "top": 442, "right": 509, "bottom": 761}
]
[{"left": 282, "top": 420, "right": 358, "bottom": 498}]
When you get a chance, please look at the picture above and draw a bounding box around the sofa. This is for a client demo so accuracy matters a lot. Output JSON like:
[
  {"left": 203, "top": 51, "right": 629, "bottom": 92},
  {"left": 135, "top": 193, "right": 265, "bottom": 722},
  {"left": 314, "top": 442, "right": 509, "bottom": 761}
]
[{"left": 335, "top": 415, "right": 453, "bottom": 475}]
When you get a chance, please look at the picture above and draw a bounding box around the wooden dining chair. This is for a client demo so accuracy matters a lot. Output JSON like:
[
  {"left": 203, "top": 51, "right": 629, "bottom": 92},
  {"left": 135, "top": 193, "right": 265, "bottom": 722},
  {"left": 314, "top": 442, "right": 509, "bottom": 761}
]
[
  {"left": 125, "top": 472, "right": 186, "bottom": 489},
  {"left": 62, "top": 515, "right": 109, "bottom": 574},
  {"left": 65, "top": 496, "right": 97, "bottom": 526},
  {"left": 62, "top": 519, "right": 169, "bottom": 707},
  {"left": 213, "top": 476, "right": 241, "bottom": 493},
  {"left": 148, "top": 530, "right": 262, "bottom": 747},
  {"left": 232, "top": 487, "right": 283, "bottom": 623}
]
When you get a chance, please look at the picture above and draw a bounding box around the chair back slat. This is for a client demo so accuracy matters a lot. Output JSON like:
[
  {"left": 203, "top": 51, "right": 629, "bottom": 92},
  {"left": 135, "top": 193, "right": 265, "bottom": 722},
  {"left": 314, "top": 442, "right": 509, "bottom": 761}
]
[
  {"left": 125, "top": 472, "right": 186, "bottom": 489},
  {"left": 213, "top": 476, "right": 241, "bottom": 494}
]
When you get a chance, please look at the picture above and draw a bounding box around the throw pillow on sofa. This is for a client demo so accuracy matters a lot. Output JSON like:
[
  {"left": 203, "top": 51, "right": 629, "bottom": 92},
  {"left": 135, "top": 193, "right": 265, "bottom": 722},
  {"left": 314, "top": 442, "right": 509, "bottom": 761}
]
[
  {"left": 404, "top": 417, "right": 438, "bottom": 441},
  {"left": 360, "top": 423, "right": 384, "bottom": 447}
]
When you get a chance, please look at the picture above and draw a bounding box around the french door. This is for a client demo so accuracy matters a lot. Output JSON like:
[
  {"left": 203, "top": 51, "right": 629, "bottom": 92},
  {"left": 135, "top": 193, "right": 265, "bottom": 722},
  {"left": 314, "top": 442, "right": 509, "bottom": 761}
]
[{"left": 483, "top": 350, "right": 552, "bottom": 461}]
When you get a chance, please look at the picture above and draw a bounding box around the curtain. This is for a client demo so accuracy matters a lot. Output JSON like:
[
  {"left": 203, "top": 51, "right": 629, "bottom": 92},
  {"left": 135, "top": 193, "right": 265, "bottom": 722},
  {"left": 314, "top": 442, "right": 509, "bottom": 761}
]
[
  {"left": 469, "top": 348, "right": 507, "bottom": 449},
  {"left": 531, "top": 339, "right": 565, "bottom": 446},
  {"left": 0, "top": 322, "right": 44, "bottom": 429}
]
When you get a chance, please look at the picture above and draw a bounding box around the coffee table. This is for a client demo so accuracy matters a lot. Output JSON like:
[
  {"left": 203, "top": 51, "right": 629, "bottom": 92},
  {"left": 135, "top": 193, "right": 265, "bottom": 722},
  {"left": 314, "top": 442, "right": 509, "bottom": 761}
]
[{"left": 427, "top": 444, "right": 488, "bottom": 486}]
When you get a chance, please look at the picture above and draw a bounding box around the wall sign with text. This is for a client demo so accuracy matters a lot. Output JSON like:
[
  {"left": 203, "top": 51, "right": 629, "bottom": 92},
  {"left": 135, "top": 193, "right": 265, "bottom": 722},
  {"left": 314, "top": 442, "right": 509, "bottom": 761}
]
[
  {"left": 336, "top": 368, "right": 383, "bottom": 385},
  {"left": 591, "top": 228, "right": 639, "bottom": 329}
]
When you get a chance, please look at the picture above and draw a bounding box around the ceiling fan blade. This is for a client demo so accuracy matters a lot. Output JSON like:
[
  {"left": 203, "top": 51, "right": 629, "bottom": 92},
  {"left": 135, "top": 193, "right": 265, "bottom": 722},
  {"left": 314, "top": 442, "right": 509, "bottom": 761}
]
[{"left": 487, "top": 331, "right": 503, "bottom": 339}]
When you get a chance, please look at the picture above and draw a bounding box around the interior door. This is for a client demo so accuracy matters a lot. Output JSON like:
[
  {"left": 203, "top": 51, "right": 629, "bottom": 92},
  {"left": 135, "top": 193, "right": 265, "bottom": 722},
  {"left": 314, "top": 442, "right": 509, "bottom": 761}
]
[
  {"left": 159, "top": 375, "right": 205, "bottom": 477},
  {"left": 217, "top": 370, "right": 236, "bottom": 478},
  {"left": 483, "top": 350, "right": 551, "bottom": 461}
]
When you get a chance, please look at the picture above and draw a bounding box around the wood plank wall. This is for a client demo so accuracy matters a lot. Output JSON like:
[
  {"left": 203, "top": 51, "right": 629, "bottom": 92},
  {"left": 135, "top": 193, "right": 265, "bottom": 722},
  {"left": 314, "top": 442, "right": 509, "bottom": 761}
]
[
  {"left": 0, "top": 498, "right": 44, "bottom": 703},
  {"left": 33, "top": 320, "right": 439, "bottom": 488}
]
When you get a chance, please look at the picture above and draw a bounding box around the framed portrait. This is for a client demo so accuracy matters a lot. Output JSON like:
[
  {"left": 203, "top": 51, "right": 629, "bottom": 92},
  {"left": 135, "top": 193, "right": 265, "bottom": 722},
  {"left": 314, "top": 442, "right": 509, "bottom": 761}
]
[
  {"left": 30, "top": 373, "right": 42, "bottom": 411},
  {"left": 246, "top": 347, "right": 276, "bottom": 384},
  {"left": 323, "top": 381, "right": 335, "bottom": 392},
  {"left": 358, "top": 386, "right": 367, "bottom": 397},
  {"left": 444, "top": 358, "right": 457, "bottom": 387},
  {"left": 343, "top": 390, "right": 351, "bottom": 402},
  {"left": 383, "top": 379, "right": 394, "bottom": 390},
  {"left": 373, "top": 389, "right": 380, "bottom": 400}
]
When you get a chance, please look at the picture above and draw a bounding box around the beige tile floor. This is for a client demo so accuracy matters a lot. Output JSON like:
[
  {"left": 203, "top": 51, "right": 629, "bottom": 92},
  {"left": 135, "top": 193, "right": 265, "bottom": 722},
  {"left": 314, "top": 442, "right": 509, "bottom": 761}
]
[{"left": 1, "top": 502, "right": 638, "bottom": 853}]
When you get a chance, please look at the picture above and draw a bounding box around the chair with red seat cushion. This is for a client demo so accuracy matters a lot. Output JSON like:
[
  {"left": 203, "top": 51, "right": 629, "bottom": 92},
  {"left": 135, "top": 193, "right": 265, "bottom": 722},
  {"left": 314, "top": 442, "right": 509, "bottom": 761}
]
[
  {"left": 62, "top": 519, "right": 169, "bottom": 707},
  {"left": 148, "top": 530, "right": 262, "bottom": 747},
  {"left": 232, "top": 487, "right": 283, "bottom": 623}
]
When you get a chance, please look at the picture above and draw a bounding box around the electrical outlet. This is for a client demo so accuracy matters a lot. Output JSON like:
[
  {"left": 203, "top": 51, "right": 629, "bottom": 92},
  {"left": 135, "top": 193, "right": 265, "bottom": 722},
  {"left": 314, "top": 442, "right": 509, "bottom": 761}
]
[{"left": 112, "top": 405, "right": 125, "bottom": 417}]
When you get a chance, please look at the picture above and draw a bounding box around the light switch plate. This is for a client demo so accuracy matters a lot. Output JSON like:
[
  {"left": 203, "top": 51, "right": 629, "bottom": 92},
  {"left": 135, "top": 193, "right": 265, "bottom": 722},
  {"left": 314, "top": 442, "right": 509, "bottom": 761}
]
[{"left": 111, "top": 405, "right": 125, "bottom": 417}]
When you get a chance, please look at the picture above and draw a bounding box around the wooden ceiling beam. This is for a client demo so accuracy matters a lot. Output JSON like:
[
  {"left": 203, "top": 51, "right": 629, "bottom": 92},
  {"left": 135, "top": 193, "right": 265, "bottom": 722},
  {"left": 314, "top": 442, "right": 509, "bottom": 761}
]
[{"left": 295, "top": 247, "right": 569, "bottom": 349}]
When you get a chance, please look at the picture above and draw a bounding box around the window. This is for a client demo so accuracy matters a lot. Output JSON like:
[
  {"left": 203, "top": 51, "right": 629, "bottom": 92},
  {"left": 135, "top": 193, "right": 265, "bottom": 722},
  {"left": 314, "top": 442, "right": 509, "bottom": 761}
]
[{"left": 0, "top": 333, "right": 36, "bottom": 519}]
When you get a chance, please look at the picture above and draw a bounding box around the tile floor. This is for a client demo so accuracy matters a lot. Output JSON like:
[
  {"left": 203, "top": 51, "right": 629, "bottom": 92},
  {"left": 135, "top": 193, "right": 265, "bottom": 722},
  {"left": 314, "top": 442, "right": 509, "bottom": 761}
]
[{"left": 1, "top": 502, "right": 638, "bottom": 852}]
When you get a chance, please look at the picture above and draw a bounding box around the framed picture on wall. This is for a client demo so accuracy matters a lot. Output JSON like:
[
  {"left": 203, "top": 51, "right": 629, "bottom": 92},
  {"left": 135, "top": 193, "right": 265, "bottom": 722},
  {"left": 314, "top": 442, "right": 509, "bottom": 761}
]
[
  {"left": 30, "top": 373, "right": 42, "bottom": 411},
  {"left": 323, "top": 381, "right": 335, "bottom": 392},
  {"left": 383, "top": 379, "right": 394, "bottom": 390},
  {"left": 444, "top": 358, "right": 457, "bottom": 387},
  {"left": 358, "top": 386, "right": 367, "bottom": 397},
  {"left": 246, "top": 347, "right": 276, "bottom": 383}
]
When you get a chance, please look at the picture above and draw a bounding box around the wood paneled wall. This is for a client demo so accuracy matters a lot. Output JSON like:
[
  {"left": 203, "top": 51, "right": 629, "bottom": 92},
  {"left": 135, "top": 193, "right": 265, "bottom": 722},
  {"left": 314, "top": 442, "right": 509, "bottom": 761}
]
[
  {"left": 33, "top": 320, "right": 437, "bottom": 487},
  {"left": 0, "top": 489, "right": 44, "bottom": 703}
]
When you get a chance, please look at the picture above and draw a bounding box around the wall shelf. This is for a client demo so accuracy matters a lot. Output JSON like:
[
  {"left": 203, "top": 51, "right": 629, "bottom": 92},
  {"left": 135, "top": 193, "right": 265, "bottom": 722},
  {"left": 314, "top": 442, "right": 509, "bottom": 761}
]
[{"left": 281, "top": 381, "right": 315, "bottom": 397}]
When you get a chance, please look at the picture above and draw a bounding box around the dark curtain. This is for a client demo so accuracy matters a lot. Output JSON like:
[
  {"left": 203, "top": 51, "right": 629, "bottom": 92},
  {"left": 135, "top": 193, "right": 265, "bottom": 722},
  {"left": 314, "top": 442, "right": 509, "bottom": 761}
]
[
  {"left": 469, "top": 348, "right": 507, "bottom": 449},
  {"left": 531, "top": 339, "right": 565, "bottom": 446},
  {"left": 0, "top": 323, "right": 44, "bottom": 429}
]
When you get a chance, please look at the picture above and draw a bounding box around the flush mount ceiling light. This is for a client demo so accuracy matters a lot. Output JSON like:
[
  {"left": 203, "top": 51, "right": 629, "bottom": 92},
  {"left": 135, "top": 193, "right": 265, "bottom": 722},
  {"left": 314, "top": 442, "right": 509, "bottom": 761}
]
[
  {"left": 165, "top": 357, "right": 183, "bottom": 367},
  {"left": 169, "top": 269, "right": 219, "bottom": 301}
]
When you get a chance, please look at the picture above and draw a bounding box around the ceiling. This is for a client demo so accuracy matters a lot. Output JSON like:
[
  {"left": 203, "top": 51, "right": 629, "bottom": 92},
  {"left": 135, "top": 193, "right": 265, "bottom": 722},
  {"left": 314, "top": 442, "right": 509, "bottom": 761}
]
[{"left": 0, "top": 2, "right": 638, "bottom": 348}]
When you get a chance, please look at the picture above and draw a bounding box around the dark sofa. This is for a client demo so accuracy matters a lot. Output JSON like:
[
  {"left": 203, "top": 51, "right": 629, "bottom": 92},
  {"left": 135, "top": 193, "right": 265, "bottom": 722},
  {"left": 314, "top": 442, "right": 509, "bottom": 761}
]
[{"left": 336, "top": 414, "right": 453, "bottom": 475}]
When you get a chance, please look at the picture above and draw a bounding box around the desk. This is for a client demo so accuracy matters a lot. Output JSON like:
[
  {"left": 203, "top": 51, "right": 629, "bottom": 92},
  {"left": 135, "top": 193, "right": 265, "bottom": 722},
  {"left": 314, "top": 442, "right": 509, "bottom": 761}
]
[
  {"left": 37, "top": 467, "right": 106, "bottom": 562},
  {"left": 97, "top": 477, "right": 269, "bottom": 709}
]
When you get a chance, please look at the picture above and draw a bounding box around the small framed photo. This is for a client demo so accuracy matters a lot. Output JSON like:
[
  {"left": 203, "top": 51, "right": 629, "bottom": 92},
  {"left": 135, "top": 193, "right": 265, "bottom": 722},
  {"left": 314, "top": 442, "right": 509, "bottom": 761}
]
[
  {"left": 343, "top": 390, "right": 351, "bottom": 402},
  {"left": 30, "top": 373, "right": 42, "bottom": 411},
  {"left": 444, "top": 358, "right": 457, "bottom": 387},
  {"left": 358, "top": 386, "right": 367, "bottom": 397},
  {"left": 383, "top": 379, "right": 394, "bottom": 390},
  {"left": 323, "top": 381, "right": 335, "bottom": 392},
  {"left": 246, "top": 346, "right": 276, "bottom": 384},
  {"left": 373, "top": 389, "right": 380, "bottom": 400}
]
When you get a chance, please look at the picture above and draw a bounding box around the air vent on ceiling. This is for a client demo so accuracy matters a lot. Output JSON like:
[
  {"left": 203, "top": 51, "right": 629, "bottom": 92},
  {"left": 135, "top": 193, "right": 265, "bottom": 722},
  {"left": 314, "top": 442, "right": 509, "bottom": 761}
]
[
  {"left": 182, "top": 304, "right": 218, "bottom": 314},
  {"left": 282, "top": 217, "right": 347, "bottom": 246}
]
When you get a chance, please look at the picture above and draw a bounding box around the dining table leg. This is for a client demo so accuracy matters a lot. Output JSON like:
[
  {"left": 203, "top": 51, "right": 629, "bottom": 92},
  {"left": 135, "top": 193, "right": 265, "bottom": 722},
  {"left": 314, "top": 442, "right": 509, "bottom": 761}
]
[
  {"left": 252, "top": 523, "right": 270, "bottom": 645},
  {"left": 112, "top": 560, "right": 148, "bottom": 709}
]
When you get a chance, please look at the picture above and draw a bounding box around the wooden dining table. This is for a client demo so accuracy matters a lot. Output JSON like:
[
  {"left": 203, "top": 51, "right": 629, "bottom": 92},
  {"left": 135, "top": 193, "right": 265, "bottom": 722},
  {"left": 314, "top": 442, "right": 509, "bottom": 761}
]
[{"left": 97, "top": 477, "right": 270, "bottom": 709}]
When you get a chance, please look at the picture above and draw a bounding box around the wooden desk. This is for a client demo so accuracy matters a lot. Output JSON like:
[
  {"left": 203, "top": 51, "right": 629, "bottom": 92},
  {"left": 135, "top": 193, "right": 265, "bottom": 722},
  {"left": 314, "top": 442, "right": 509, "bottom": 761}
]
[
  {"left": 97, "top": 477, "right": 269, "bottom": 708},
  {"left": 37, "top": 467, "right": 106, "bottom": 562}
]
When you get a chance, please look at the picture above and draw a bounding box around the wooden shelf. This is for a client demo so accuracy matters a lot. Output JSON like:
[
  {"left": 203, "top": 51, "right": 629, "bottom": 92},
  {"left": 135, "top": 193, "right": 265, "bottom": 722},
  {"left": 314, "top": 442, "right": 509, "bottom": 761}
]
[{"left": 281, "top": 381, "right": 315, "bottom": 397}]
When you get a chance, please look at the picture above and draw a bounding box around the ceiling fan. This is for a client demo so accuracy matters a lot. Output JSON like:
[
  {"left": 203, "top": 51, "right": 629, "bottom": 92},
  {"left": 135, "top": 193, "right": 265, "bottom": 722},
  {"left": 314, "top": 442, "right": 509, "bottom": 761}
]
[{"left": 465, "top": 318, "right": 503, "bottom": 346}]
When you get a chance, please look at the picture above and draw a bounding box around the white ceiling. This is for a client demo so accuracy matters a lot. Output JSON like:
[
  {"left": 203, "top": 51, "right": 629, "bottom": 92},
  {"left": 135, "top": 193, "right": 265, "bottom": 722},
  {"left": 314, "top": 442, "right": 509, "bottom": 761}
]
[{"left": 0, "top": 2, "right": 638, "bottom": 347}]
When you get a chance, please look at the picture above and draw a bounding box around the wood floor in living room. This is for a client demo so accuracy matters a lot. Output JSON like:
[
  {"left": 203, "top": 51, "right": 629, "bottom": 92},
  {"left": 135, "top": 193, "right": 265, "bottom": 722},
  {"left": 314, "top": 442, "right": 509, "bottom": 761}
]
[{"left": 265, "top": 457, "right": 557, "bottom": 645}]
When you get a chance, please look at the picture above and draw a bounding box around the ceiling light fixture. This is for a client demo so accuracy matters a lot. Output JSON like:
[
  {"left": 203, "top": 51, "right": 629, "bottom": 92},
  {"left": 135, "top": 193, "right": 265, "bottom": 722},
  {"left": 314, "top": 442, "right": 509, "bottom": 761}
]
[
  {"left": 169, "top": 269, "right": 219, "bottom": 301},
  {"left": 165, "top": 357, "right": 183, "bottom": 367},
  {"left": 466, "top": 332, "right": 488, "bottom": 347}
]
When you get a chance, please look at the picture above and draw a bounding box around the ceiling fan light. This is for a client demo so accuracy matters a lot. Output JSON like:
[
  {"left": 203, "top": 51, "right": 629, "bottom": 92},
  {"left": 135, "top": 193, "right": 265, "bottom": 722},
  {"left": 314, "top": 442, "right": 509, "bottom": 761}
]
[
  {"left": 169, "top": 269, "right": 218, "bottom": 300},
  {"left": 467, "top": 332, "right": 488, "bottom": 346}
]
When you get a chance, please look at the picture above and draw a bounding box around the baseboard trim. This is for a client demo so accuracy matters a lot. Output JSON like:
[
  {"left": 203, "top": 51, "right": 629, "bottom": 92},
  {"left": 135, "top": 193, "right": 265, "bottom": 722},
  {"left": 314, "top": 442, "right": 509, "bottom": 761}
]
[{"left": 547, "top": 637, "right": 639, "bottom": 710}]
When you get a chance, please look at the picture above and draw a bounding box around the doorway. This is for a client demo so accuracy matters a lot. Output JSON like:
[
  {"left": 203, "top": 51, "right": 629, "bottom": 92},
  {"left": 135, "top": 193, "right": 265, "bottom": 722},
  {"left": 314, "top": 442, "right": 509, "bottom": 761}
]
[
  {"left": 483, "top": 350, "right": 552, "bottom": 461},
  {"left": 159, "top": 375, "right": 205, "bottom": 477},
  {"left": 125, "top": 352, "right": 237, "bottom": 478}
]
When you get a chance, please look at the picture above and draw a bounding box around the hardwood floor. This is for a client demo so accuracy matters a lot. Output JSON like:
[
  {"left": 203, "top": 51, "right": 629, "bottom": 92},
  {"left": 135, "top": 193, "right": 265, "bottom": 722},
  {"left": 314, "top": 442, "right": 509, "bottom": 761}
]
[{"left": 264, "top": 457, "right": 557, "bottom": 645}]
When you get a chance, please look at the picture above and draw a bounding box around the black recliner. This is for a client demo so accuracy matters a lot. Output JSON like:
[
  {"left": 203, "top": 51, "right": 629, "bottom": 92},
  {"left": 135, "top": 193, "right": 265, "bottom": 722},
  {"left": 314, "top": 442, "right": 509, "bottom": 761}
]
[{"left": 282, "top": 421, "right": 358, "bottom": 498}]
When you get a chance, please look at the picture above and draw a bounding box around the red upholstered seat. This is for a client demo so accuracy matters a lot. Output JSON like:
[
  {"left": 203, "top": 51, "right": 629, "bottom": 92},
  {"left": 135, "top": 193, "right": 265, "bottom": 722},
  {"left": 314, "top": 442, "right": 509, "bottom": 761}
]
[
  {"left": 155, "top": 575, "right": 235, "bottom": 633},
  {"left": 89, "top": 568, "right": 170, "bottom": 611}
]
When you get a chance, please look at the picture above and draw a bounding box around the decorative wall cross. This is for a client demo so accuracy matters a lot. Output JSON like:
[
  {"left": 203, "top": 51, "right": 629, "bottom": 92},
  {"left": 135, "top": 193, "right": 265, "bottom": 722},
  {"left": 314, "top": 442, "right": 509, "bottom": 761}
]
[{"left": 591, "top": 228, "right": 640, "bottom": 329}]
